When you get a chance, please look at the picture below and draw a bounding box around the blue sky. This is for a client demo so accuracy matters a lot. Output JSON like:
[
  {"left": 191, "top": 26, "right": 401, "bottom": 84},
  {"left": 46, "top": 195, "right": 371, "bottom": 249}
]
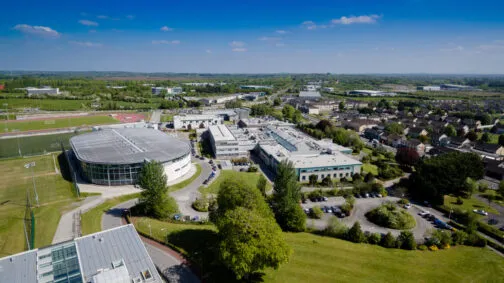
[{"left": 1, "top": 0, "right": 503, "bottom": 73}]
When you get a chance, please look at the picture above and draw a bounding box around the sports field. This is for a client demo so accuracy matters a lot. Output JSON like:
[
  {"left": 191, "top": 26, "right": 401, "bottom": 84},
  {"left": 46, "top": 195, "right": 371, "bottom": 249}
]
[
  {"left": 0, "top": 155, "right": 77, "bottom": 256},
  {"left": 132, "top": 218, "right": 504, "bottom": 283},
  {"left": 199, "top": 170, "right": 271, "bottom": 195},
  {"left": 2, "top": 115, "right": 118, "bottom": 133},
  {"left": 0, "top": 132, "right": 81, "bottom": 158}
]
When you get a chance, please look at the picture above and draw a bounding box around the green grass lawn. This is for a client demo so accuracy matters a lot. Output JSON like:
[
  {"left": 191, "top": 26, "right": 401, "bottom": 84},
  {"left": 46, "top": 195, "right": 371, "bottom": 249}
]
[
  {"left": 168, "top": 163, "right": 202, "bottom": 192},
  {"left": 160, "top": 114, "right": 173, "bottom": 122},
  {"left": 444, "top": 195, "right": 499, "bottom": 215},
  {"left": 199, "top": 170, "right": 271, "bottom": 195},
  {"left": 480, "top": 190, "right": 504, "bottom": 206},
  {"left": 0, "top": 155, "right": 77, "bottom": 256},
  {"left": 80, "top": 193, "right": 140, "bottom": 235},
  {"left": 362, "top": 163, "right": 378, "bottom": 176},
  {"left": 131, "top": 218, "right": 504, "bottom": 283},
  {"left": 3, "top": 115, "right": 118, "bottom": 133},
  {"left": 1, "top": 98, "right": 161, "bottom": 111},
  {"left": 0, "top": 132, "right": 83, "bottom": 158},
  {"left": 477, "top": 132, "right": 499, "bottom": 144},
  {"left": 362, "top": 147, "right": 373, "bottom": 155}
]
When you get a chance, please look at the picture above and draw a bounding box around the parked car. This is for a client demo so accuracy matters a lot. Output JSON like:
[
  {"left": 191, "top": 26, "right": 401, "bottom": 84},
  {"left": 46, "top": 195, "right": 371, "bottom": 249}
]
[
  {"left": 404, "top": 203, "right": 412, "bottom": 209},
  {"left": 473, "top": 209, "right": 488, "bottom": 216},
  {"left": 322, "top": 197, "right": 328, "bottom": 201},
  {"left": 239, "top": 168, "right": 246, "bottom": 172},
  {"left": 199, "top": 157, "right": 205, "bottom": 160},
  {"left": 203, "top": 180, "right": 208, "bottom": 185},
  {"left": 419, "top": 210, "right": 430, "bottom": 217},
  {"left": 488, "top": 219, "right": 499, "bottom": 225},
  {"left": 499, "top": 226, "right": 504, "bottom": 231},
  {"left": 209, "top": 160, "right": 214, "bottom": 164},
  {"left": 325, "top": 206, "right": 333, "bottom": 213},
  {"left": 377, "top": 194, "right": 383, "bottom": 198}
]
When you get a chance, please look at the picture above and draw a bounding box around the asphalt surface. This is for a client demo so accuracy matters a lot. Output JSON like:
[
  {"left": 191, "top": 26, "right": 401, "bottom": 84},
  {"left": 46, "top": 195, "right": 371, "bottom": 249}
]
[
  {"left": 102, "top": 199, "right": 200, "bottom": 283},
  {"left": 304, "top": 196, "right": 436, "bottom": 240}
]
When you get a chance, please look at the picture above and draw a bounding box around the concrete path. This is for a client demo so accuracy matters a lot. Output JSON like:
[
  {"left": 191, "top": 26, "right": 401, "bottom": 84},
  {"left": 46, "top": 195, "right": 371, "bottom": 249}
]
[
  {"left": 102, "top": 199, "right": 200, "bottom": 283},
  {"left": 149, "top": 110, "right": 162, "bottom": 124}
]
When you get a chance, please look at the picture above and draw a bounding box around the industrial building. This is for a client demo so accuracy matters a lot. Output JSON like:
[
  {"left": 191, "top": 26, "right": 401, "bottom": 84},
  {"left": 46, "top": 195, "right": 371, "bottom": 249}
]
[
  {"left": 173, "top": 114, "right": 223, "bottom": 130},
  {"left": 70, "top": 128, "right": 191, "bottom": 185},
  {"left": 346, "top": 90, "right": 397, "bottom": 96},
  {"left": 240, "top": 85, "right": 273, "bottom": 90},
  {"left": 417, "top": 86, "right": 441, "bottom": 91},
  {"left": 23, "top": 87, "right": 60, "bottom": 96},
  {"left": 207, "top": 121, "right": 361, "bottom": 181},
  {"left": 0, "top": 225, "right": 162, "bottom": 283},
  {"left": 299, "top": 91, "right": 322, "bottom": 99},
  {"left": 151, "top": 86, "right": 183, "bottom": 95}
]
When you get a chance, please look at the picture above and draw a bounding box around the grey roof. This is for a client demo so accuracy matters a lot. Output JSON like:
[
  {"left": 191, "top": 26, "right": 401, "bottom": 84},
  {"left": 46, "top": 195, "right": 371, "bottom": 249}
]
[
  {"left": 0, "top": 250, "right": 37, "bottom": 283},
  {"left": 299, "top": 91, "right": 321, "bottom": 98},
  {"left": 75, "top": 224, "right": 162, "bottom": 282},
  {"left": 71, "top": 128, "right": 190, "bottom": 164}
]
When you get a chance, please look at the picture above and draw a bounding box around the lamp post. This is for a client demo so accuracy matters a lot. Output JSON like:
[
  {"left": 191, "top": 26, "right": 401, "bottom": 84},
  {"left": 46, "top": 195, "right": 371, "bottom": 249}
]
[{"left": 24, "top": 162, "right": 39, "bottom": 207}]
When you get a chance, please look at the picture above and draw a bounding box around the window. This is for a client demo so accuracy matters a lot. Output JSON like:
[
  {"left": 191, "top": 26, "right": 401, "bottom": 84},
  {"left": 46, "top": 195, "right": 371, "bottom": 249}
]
[
  {"left": 333, "top": 174, "right": 337, "bottom": 178},
  {"left": 302, "top": 176, "right": 306, "bottom": 181}
]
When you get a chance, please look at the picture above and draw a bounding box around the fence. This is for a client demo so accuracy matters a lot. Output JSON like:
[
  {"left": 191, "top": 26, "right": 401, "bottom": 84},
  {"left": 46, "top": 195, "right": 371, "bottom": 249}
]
[{"left": 60, "top": 141, "right": 80, "bottom": 197}]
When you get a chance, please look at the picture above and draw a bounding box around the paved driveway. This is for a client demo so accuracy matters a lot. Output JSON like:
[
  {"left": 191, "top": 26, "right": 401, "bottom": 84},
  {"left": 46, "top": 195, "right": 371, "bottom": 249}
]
[{"left": 304, "top": 196, "right": 436, "bottom": 240}]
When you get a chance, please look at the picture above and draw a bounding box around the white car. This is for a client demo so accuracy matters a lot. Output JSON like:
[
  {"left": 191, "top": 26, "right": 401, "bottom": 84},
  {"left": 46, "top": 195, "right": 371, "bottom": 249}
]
[
  {"left": 419, "top": 210, "right": 430, "bottom": 217},
  {"left": 404, "top": 203, "right": 412, "bottom": 209},
  {"left": 473, "top": 209, "right": 489, "bottom": 216}
]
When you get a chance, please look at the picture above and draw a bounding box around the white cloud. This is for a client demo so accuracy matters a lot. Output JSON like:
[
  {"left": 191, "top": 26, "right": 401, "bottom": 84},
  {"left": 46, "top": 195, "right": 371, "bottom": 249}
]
[
  {"left": 230, "top": 41, "right": 245, "bottom": 47},
  {"left": 276, "top": 30, "right": 288, "bottom": 34},
  {"left": 331, "top": 15, "right": 381, "bottom": 25},
  {"left": 126, "top": 15, "right": 135, "bottom": 20},
  {"left": 79, "top": 20, "right": 99, "bottom": 26},
  {"left": 301, "top": 20, "right": 317, "bottom": 30},
  {"left": 13, "top": 24, "right": 60, "bottom": 37},
  {"left": 440, "top": 46, "right": 464, "bottom": 52},
  {"left": 152, "top": 40, "right": 180, "bottom": 45},
  {"left": 69, "top": 41, "right": 102, "bottom": 47},
  {"left": 258, "top": 36, "right": 280, "bottom": 41},
  {"left": 160, "top": 26, "right": 173, "bottom": 32},
  {"left": 97, "top": 15, "right": 109, "bottom": 19},
  {"left": 232, "top": 48, "right": 247, "bottom": 52}
]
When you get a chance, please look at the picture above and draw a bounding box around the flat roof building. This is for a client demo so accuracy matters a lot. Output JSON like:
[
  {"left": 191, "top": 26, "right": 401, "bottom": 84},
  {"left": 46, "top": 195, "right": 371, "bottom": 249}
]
[
  {"left": 299, "top": 91, "right": 322, "bottom": 99},
  {"left": 0, "top": 225, "right": 162, "bottom": 283},
  {"left": 346, "top": 90, "right": 397, "bottom": 96},
  {"left": 71, "top": 128, "right": 191, "bottom": 185},
  {"left": 23, "top": 87, "right": 60, "bottom": 96},
  {"left": 173, "top": 114, "right": 223, "bottom": 130}
]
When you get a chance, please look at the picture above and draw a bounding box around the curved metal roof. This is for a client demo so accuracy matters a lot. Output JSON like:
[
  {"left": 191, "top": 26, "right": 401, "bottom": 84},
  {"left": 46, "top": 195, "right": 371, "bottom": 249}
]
[{"left": 71, "top": 128, "right": 190, "bottom": 165}]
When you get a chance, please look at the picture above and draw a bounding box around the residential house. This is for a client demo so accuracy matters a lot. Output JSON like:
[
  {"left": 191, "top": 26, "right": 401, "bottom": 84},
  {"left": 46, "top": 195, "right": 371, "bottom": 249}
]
[
  {"left": 473, "top": 143, "right": 504, "bottom": 159},
  {"left": 483, "top": 159, "right": 504, "bottom": 180},
  {"left": 431, "top": 133, "right": 449, "bottom": 147},
  {"left": 407, "top": 127, "right": 428, "bottom": 138},
  {"left": 403, "top": 139, "right": 426, "bottom": 156},
  {"left": 445, "top": 116, "right": 461, "bottom": 124},
  {"left": 428, "top": 146, "right": 457, "bottom": 156},
  {"left": 462, "top": 119, "right": 481, "bottom": 131},
  {"left": 364, "top": 128, "right": 383, "bottom": 141},
  {"left": 343, "top": 119, "right": 378, "bottom": 134},
  {"left": 458, "top": 125, "right": 470, "bottom": 135},
  {"left": 381, "top": 134, "right": 407, "bottom": 148},
  {"left": 448, "top": 136, "right": 470, "bottom": 148}
]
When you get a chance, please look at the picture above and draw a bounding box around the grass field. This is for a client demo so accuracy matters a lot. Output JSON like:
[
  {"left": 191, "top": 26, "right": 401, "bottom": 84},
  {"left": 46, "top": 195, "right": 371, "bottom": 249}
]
[
  {"left": 444, "top": 195, "right": 499, "bottom": 215},
  {"left": 0, "top": 98, "right": 161, "bottom": 111},
  {"left": 199, "top": 170, "right": 271, "bottom": 195},
  {"left": 3, "top": 115, "right": 117, "bottom": 133},
  {"left": 477, "top": 132, "right": 499, "bottom": 144},
  {"left": 160, "top": 114, "right": 173, "bottom": 122},
  {"left": 0, "top": 132, "right": 82, "bottom": 158},
  {"left": 132, "top": 218, "right": 504, "bottom": 283},
  {"left": 168, "top": 163, "right": 202, "bottom": 192},
  {"left": 0, "top": 155, "right": 77, "bottom": 256},
  {"left": 362, "top": 163, "right": 378, "bottom": 175},
  {"left": 80, "top": 193, "right": 140, "bottom": 235}
]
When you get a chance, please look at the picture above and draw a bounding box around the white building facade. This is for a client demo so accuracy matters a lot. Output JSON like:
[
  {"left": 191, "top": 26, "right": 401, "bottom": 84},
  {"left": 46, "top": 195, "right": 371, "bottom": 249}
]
[{"left": 173, "top": 114, "right": 223, "bottom": 129}]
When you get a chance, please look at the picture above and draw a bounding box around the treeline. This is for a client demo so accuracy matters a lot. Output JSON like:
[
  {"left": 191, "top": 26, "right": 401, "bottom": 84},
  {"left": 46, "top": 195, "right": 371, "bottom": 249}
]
[{"left": 297, "top": 120, "right": 363, "bottom": 151}]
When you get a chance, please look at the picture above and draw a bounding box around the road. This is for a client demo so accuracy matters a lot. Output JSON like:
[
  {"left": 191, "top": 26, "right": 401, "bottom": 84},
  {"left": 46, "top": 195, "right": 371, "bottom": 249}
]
[
  {"left": 102, "top": 200, "right": 200, "bottom": 283},
  {"left": 150, "top": 110, "right": 162, "bottom": 124},
  {"left": 169, "top": 157, "right": 212, "bottom": 219}
]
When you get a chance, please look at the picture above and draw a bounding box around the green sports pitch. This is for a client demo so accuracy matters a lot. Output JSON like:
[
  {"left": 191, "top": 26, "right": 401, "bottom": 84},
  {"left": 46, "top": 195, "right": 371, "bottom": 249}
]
[
  {"left": 0, "top": 132, "right": 81, "bottom": 159},
  {"left": 0, "top": 155, "right": 77, "bottom": 256},
  {"left": 1, "top": 115, "right": 118, "bottom": 133}
]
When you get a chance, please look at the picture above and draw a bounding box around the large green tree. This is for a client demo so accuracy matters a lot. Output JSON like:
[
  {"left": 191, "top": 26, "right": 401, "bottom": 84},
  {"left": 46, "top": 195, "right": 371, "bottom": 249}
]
[
  {"left": 216, "top": 207, "right": 292, "bottom": 280},
  {"left": 384, "top": 122, "right": 405, "bottom": 135},
  {"left": 138, "top": 161, "right": 178, "bottom": 219},
  {"left": 273, "top": 160, "right": 306, "bottom": 232},
  {"left": 257, "top": 174, "right": 268, "bottom": 197},
  {"left": 444, "top": 125, "right": 457, "bottom": 137}
]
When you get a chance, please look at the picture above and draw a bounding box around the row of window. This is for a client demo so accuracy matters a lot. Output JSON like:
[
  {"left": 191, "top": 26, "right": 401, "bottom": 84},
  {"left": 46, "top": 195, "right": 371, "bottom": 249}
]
[
  {"left": 301, "top": 172, "right": 350, "bottom": 181},
  {"left": 300, "top": 167, "right": 351, "bottom": 173}
]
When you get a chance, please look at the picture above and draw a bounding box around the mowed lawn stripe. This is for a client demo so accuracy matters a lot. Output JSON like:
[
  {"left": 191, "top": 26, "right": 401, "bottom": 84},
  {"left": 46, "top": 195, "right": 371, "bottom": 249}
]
[{"left": 3, "top": 115, "right": 118, "bottom": 132}]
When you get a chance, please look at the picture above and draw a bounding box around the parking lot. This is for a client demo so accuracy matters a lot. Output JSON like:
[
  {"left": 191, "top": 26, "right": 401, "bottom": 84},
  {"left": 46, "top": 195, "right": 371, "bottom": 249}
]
[{"left": 302, "top": 196, "right": 441, "bottom": 240}]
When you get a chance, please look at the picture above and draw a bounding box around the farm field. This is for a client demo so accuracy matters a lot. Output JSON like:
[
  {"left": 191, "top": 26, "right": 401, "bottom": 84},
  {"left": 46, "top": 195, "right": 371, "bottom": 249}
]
[
  {"left": 2, "top": 115, "right": 117, "bottom": 133},
  {"left": 0, "top": 155, "right": 77, "bottom": 256},
  {"left": 0, "top": 132, "right": 82, "bottom": 158},
  {"left": 131, "top": 218, "right": 504, "bottom": 283},
  {"left": 199, "top": 170, "right": 271, "bottom": 195}
]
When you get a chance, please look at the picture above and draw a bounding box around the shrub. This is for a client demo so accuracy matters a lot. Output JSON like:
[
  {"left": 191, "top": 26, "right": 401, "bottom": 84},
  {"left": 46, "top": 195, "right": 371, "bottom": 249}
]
[
  {"left": 380, "top": 232, "right": 396, "bottom": 248},
  {"left": 478, "top": 183, "right": 489, "bottom": 193},
  {"left": 397, "top": 198, "right": 409, "bottom": 205},
  {"left": 307, "top": 190, "right": 323, "bottom": 199},
  {"left": 397, "top": 231, "right": 416, "bottom": 250},
  {"left": 347, "top": 221, "right": 365, "bottom": 243},
  {"left": 325, "top": 217, "right": 348, "bottom": 239},
  {"left": 367, "top": 233, "right": 382, "bottom": 245},
  {"left": 465, "top": 233, "right": 487, "bottom": 247},
  {"left": 365, "top": 202, "right": 416, "bottom": 230},
  {"left": 418, "top": 244, "right": 428, "bottom": 251},
  {"left": 311, "top": 206, "right": 324, "bottom": 219},
  {"left": 428, "top": 245, "right": 438, "bottom": 251},
  {"left": 429, "top": 230, "right": 452, "bottom": 248},
  {"left": 345, "top": 195, "right": 356, "bottom": 207},
  {"left": 452, "top": 230, "right": 468, "bottom": 245},
  {"left": 340, "top": 203, "right": 352, "bottom": 216},
  {"left": 247, "top": 165, "right": 258, "bottom": 172},
  {"left": 456, "top": 197, "right": 464, "bottom": 205}
]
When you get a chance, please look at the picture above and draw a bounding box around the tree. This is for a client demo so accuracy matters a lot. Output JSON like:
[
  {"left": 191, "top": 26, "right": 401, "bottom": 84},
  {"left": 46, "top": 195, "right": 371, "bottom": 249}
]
[
  {"left": 339, "top": 101, "right": 345, "bottom": 111},
  {"left": 463, "top": 177, "right": 478, "bottom": 198},
  {"left": 498, "top": 134, "right": 504, "bottom": 146},
  {"left": 466, "top": 131, "right": 478, "bottom": 141},
  {"left": 380, "top": 232, "right": 396, "bottom": 248},
  {"left": 352, "top": 173, "right": 362, "bottom": 183},
  {"left": 444, "top": 125, "right": 457, "bottom": 137},
  {"left": 364, "top": 172, "right": 375, "bottom": 183},
  {"left": 257, "top": 175, "right": 268, "bottom": 197},
  {"left": 273, "top": 160, "right": 306, "bottom": 232},
  {"left": 480, "top": 132, "right": 491, "bottom": 143},
  {"left": 384, "top": 122, "right": 405, "bottom": 135},
  {"left": 217, "top": 207, "right": 291, "bottom": 280},
  {"left": 273, "top": 97, "right": 282, "bottom": 106},
  {"left": 138, "top": 161, "right": 178, "bottom": 219},
  {"left": 397, "top": 231, "right": 416, "bottom": 250},
  {"left": 476, "top": 113, "right": 492, "bottom": 125},
  {"left": 347, "top": 221, "right": 365, "bottom": 243},
  {"left": 224, "top": 99, "right": 242, "bottom": 109},
  {"left": 395, "top": 147, "right": 420, "bottom": 167},
  {"left": 321, "top": 175, "right": 332, "bottom": 187},
  {"left": 315, "top": 119, "right": 333, "bottom": 132},
  {"left": 308, "top": 174, "right": 318, "bottom": 186},
  {"left": 456, "top": 128, "right": 466, "bottom": 137},
  {"left": 325, "top": 216, "right": 348, "bottom": 238},
  {"left": 282, "top": 105, "right": 295, "bottom": 120},
  {"left": 419, "top": 135, "right": 429, "bottom": 143}
]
